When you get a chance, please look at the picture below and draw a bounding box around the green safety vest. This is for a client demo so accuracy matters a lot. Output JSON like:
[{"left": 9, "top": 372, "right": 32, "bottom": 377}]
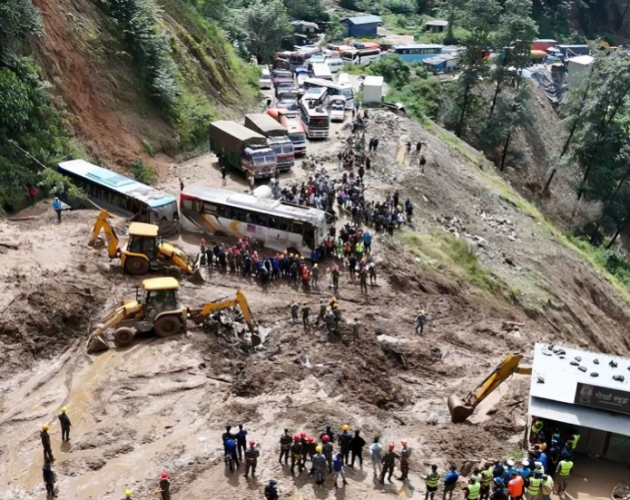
[
  {"left": 532, "top": 420, "right": 544, "bottom": 434},
  {"left": 481, "top": 469, "right": 493, "bottom": 486},
  {"left": 356, "top": 243, "right": 364, "bottom": 252},
  {"left": 543, "top": 477, "right": 554, "bottom": 494},
  {"left": 527, "top": 477, "right": 542, "bottom": 495},
  {"left": 570, "top": 434, "right": 581, "bottom": 449},
  {"left": 467, "top": 483, "right": 481, "bottom": 500},
  {"left": 559, "top": 461, "right": 573, "bottom": 476},
  {"left": 426, "top": 472, "right": 439, "bottom": 488}
]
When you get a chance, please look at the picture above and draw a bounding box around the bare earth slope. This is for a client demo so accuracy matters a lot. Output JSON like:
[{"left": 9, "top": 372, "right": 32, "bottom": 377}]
[{"left": 1, "top": 110, "right": 629, "bottom": 499}]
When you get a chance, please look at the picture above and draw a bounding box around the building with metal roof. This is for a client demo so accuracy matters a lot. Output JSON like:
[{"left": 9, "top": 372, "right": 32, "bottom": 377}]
[
  {"left": 341, "top": 15, "right": 383, "bottom": 37},
  {"left": 424, "top": 20, "right": 449, "bottom": 33}
]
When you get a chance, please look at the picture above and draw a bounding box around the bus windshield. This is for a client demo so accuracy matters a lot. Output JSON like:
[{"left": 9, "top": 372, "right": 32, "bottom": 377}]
[
  {"left": 340, "top": 87, "right": 353, "bottom": 99},
  {"left": 289, "top": 133, "right": 305, "bottom": 142},
  {"left": 310, "top": 117, "right": 329, "bottom": 128}
]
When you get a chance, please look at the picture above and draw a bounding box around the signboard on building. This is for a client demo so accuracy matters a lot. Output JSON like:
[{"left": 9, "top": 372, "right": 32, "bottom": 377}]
[{"left": 574, "top": 383, "right": 630, "bottom": 416}]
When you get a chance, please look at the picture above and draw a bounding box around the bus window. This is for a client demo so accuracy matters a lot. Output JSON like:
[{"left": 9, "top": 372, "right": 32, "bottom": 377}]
[
  {"left": 249, "top": 212, "right": 268, "bottom": 226},
  {"left": 202, "top": 203, "right": 218, "bottom": 215}
]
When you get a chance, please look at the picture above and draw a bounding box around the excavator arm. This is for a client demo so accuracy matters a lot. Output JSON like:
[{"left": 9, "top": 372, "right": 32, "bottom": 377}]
[
  {"left": 86, "top": 300, "right": 143, "bottom": 353},
  {"left": 88, "top": 209, "right": 121, "bottom": 259},
  {"left": 188, "top": 290, "right": 258, "bottom": 333},
  {"left": 448, "top": 353, "right": 531, "bottom": 423},
  {"left": 158, "top": 242, "right": 201, "bottom": 277}
]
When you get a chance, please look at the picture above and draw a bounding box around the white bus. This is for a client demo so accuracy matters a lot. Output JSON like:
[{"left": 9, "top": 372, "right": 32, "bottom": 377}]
[
  {"left": 300, "top": 100, "right": 330, "bottom": 139},
  {"left": 337, "top": 72, "right": 350, "bottom": 86},
  {"left": 310, "top": 62, "right": 333, "bottom": 81},
  {"left": 179, "top": 186, "right": 329, "bottom": 254},
  {"left": 302, "top": 86, "right": 328, "bottom": 108},
  {"left": 341, "top": 48, "right": 381, "bottom": 66},
  {"left": 302, "top": 78, "right": 355, "bottom": 110}
]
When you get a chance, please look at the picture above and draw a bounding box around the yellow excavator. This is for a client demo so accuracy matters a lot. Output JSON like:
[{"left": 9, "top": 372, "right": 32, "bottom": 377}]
[
  {"left": 87, "top": 280, "right": 258, "bottom": 353},
  {"left": 88, "top": 209, "right": 202, "bottom": 279},
  {"left": 447, "top": 353, "right": 532, "bottom": 423}
]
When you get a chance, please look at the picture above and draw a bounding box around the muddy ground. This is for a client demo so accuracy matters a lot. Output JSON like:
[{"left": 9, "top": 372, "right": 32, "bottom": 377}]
[{"left": 1, "top": 107, "right": 629, "bottom": 500}]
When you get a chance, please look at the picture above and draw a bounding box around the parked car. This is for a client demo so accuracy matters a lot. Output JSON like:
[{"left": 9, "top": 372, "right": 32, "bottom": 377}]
[
  {"left": 277, "top": 97, "right": 299, "bottom": 111},
  {"left": 329, "top": 97, "right": 346, "bottom": 122},
  {"left": 259, "top": 68, "right": 272, "bottom": 89},
  {"left": 272, "top": 69, "right": 292, "bottom": 79}
]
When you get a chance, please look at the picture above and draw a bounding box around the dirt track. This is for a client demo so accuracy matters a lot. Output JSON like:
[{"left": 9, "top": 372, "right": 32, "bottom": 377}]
[{"left": 1, "top": 109, "right": 629, "bottom": 500}]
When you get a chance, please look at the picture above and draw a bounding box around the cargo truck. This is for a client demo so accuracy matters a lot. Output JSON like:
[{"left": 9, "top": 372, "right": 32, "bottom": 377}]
[
  {"left": 266, "top": 109, "right": 307, "bottom": 156},
  {"left": 244, "top": 114, "right": 295, "bottom": 171},
  {"left": 209, "top": 121, "right": 277, "bottom": 179}
]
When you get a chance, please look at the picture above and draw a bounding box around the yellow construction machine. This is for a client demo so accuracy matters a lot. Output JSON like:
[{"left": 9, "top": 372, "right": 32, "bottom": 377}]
[
  {"left": 88, "top": 209, "right": 202, "bottom": 279},
  {"left": 87, "top": 283, "right": 259, "bottom": 353},
  {"left": 447, "top": 353, "right": 532, "bottom": 423}
]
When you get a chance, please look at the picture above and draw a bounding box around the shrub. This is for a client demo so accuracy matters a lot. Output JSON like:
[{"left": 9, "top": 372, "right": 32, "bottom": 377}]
[{"left": 130, "top": 157, "right": 157, "bottom": 184}]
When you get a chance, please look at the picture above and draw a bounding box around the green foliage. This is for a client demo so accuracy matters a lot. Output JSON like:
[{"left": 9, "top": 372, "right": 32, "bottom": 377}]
[
  {"left": 325, "top": 15, "right": 346, "bottom": 44},
  {"left": 240, "top": 0, "right": 291, "bottom": 63},
  {"left": 367, "top": 54, "right": 411, "bottom": 87},
  {"left": 282, "top": 0, "right": 328, "bottom": 22},
  {"left": 0, "top": 0, "right": 42, "bottom": 64},
  {"left": 130, "top": 157, "right": 158, "bottom": 184},
  {"left": 142, "top": 139, "right": 155, "bottom": 156},
  {"left": 0, "top": 68, "right": 32, "bottom": 133}
]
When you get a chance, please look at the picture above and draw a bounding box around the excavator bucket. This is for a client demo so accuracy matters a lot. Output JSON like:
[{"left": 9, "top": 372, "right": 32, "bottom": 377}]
[
  {"left": 87, "top": 333, "right": 110, "bottom": 354},
  {"left": 251, "top": 332, "right": 261, "bottom": 347},
  {"left": 447, "top": 395, "right": 475, "bottom": 424},
  {"left": 189, "top": 267, "right": 205, "bottom": 284}
]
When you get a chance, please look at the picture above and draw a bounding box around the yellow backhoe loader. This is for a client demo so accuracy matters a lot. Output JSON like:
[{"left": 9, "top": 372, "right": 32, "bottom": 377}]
[
  {"left": 447, "top": 353, "right": 532, "bottom": 423},
  {"left": 88, "top": 209, "right": 202, "bottom": 280},
  {"left": 87, "top": 282, "right": 259, "bottom": 353}
]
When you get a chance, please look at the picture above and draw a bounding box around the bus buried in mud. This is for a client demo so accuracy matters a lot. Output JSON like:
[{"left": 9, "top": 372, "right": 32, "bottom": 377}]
[
  {"left": 57, "top": 159, "right": 178, "bottom": 225},
  {"left": 179, "top": 186, "right": 329, "bottom": 254}
]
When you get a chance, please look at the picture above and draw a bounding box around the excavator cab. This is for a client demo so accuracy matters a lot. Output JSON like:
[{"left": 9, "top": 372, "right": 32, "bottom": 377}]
[{"left": 123, "top": 223, "right": 161, "bottom": 275}]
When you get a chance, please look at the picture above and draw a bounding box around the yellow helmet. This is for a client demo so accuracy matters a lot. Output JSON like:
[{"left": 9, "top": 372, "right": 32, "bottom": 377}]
[
  {"left": 125, "top": 490, "right": 133, "bottom": 498},
  {"left": 61, "top": 407, "right": 67, "bottom": 413},
  {"left": 316, "top": 445, "right": 323, "bottom": 453},
  {"left": 342, "top": 424, "right": 350, "bottom": 431},
  {"left": 326, "top": 307, "right": 331, "bottom": 312},
  {"left": 42, "top": 424, "right": 49, "bottom": 431}
]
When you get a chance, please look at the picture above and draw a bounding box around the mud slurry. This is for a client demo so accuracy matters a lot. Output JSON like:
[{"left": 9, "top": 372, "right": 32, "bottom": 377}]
[{"left": 1, "top": 110, "right": 630, "bottom": 499}]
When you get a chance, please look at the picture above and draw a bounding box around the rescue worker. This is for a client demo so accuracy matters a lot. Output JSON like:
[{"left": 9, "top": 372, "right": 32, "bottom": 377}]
[
  {"left": 306, "top": 436, "right": 317, "bottom": 463},
  {"left": 58, "top": 407, "right": 71, "bottom": 442},
  {"left": 379, "top": 443, "right": 399, "bottom": 483},
  {"left": 43, "top": 460, "right": 56, "bottom": 498},
  {"left": 508, "top": 471, "right": 524, "bottom": 500},
  {"left": 235, "top": 424, "right": 248, "bottom": 461},
  {"left": 311, "top": 263, "right": 319, "bottom": 287},
  {"left": 352, "top": 318, "right": 361, "bottom": 342},
  {"left": 370, "top": 436, "right": 383, "bottom": 477},
  {"left": 225, "top": 435, "right": 239, "bottom": 468},
  {"left": 491, "top": 478, "right": 508, "bottom": 500},
  {"left": 279, "top": 428, "right": 292, "bottom": 465},
  {"left": 541, "top": 474, "right": 554, "bottom": 500},
  {"left": 350, "top": 429, "right": 366, "bottom": 469},
  {"left": 320, "top": 424, "right": 335, "bottom": 443},
  {"left": 359, "top": 266, "right": 368, "bottom": 294},
  {"left": 338, "top": 425, "right": 352, "bottom": 465},
  {"left": 480, "top": 462, "right": 494, "bottom": 500},
  {"left": 312, "top": 445, "right": 327, "bottom": 486},
  {"left": 525, "top": 471, "right": 542, "bottom": 500},
  {"left": 333, "top": 451, "right": 348, "bottom": 488},
  {"left": 415, "top": 310, "right": 427, "bottom": 335},
  {"left": 244, "top": 440, "right": 260, "bottom": 478},
  {"left": 555, "top": 458, "right": 573, "bottom": 495},
  {"left": 425, "top": 463, "right": 439, "bottom": 500},
  {"left": 290, "top": 299, "right": 299, "bottom": 324},
  {"left": 315, "top": 300, "right": 326, "bottom": 327},
  {"left": 265, "top": 479, "right": 279, "bottom": 500},
  {"left": 443, "top": 464, "right": 460, "bottom": 500},
  {"left": 122, "top": 490, "right": 133, "bottom": 500},
  {"left": 41, "top": 424, "right": 54, "bottom": 462},
  {"left": 324, "top": 307, "right": 336, "bottom": 335},
  {"left": 320, "top": 434, "right": 334, "bottom": 472},
  {"left": 291, "top": 434, "right": 304, "bottom": 475},
  {"left": 331, "top": 263, "right": 340, "bottom": 292},
  {"left": 368, "top": 260, "right": 377, "bottom": 285},
  {"left": 302, "top": 302, "right": 311, "bottom": 329},
  {"left": 465, "top": 476, "right": 481, "bottom": 500},
  {"left": 159, "top": 471, "right": 170, "bottom": 500},
  {"left": 398, "top": 440, "right": 411, "bottom": 481}
]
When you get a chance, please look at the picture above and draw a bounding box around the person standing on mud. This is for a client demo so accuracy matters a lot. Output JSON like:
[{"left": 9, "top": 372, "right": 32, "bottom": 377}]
[
  {"left": 279, "top": 429, "right": 292, "bottom": 465},
  {"left": 359, "top": 267, "right": 368, "bottom": 294},
  {"left": 43, "top": 460, "right": 56, "bottom": 498},
  {"left": 380, "top": 443, "right": 399, "bottom": 483},
  {"left": 352, "top": 318, "right": 361, "bottom": 343},
  {"left": 350, "top": 430, "right": 366, "bottom": 469},
  {"left": 425, "top": 464, "right": 440, "bottom": 498},
  {"left": 443, "top": 464, "right": 460, "bottom": 500},
  {"left": 52, "top": 198, "right": 63, "bottom": 224},
  {"left": 57, "top": 407, "right": 71, "bottom": 442},
  {"left": 40, "top": 424, "right": 54, "bottom": 463},
  {"left": 338, "top": 425, "right": 352, "bottom": 465},
  {"left": 370, "top": 437, "right": 383, "bottom": 477},
  {"left": 312, "top": 446, "right": 327, "bottom": 486},
  {"left": 290, "top": 300, "right": 299, "bottom": 324},
  {"left": 265, "top": 479, "right": 279, "bottom": 500},
  {"left": 398, "top": 440, "right": 411, "bottom": 481},
  {"left": 322, "top": 434, "right": 334, "bottom": 472},
  {"left": 235, "top": 424, "right": 248, "bottom": 461},
  {"left": 159, "top": 472, "right": 170, "bottom": 500},
  {"left": 415, "top": 310, "right": 427, "bottom": 335},
  {"left": 302, "top": 302, "right": 311, "bottom": 329},
  {"left": 331, "top": 263, "right": 340, "bottom": 292},
  {"left": 244, "top": 441, "right": 260, "bottom": 479},
  {"left": 221, "top": 164, "right": 228, "bottom": 185},
  {"left": 315, "top": 300, "right": 326, "bottom": 328},
  {"left": 290, "top": 434, "right": 304, "bottom": 475}
]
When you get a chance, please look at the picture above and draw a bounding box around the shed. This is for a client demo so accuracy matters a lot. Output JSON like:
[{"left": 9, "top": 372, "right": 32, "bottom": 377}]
[
  {"left": 362, "top": 75, "right": 383, "bottom": 103},
  {"left": 290, "top": 21, "right": 319, "bottom": 35},
  {"left": 341, "top": 15, "right": 383, "bottom": 37},
  {"left": 558, "top": 44, "right": 589, "bottom": 58},
  {"left": 424, "top": 20, "right": 449, "bottom": 33},
  {"left": 529, "top": 343, "right": 630, "bottom": 464},
  {"left": 567, "top": 55, "right": 594, "bottom": 86},
  {"left": 423, "top": 57, "right": 447, "bottom": 72},
  {"left": 441, "top": 53, "right": 459, "bottom": 71}
]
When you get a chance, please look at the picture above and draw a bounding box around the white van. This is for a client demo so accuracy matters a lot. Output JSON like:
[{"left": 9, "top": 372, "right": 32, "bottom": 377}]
[
  {"left": 326, "top": 58, "right": 344, "bottom": 74},
  {"left": 329, "top": 96, "right": 346, "bottom": 122}
]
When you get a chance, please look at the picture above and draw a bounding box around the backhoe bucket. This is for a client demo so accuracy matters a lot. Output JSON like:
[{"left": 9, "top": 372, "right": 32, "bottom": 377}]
[
  {"left": 87, "top": 334, "right": 110, "bottom": 354},
  {"left": 447, "top": 395, "right": 474, "bottom": 424},
  {"left": 189, "top": 268, "right": 205, "bottom": 284}
]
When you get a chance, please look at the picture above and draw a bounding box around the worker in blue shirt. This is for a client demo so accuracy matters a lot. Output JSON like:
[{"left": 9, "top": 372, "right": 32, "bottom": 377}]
[
  {"left": 517, "top": 460, "right": 531, "bottom": 480},
  {"left": 224, "top": 437, "right": 239, "bottom": 468},
  {"left": 503, "top": 460, "right": 516, "bottom": 484},
  {"left": 235, "top": 424, "right": 248, "bottom": 461},
  {"left": 539, "top": 451, "right": 548, "bottom": 473},
  {"left": 52, "top": 197, "right": 63, "bottom": 223},
  {"left": 492, "top": 460, "right": 505, "bottom": 479},
  {"left": 442, "top": 463, "right": 459, "bottom": 500}
]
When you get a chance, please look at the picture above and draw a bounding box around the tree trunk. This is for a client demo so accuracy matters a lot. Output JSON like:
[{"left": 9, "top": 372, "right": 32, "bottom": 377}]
[
  {"left": 543, "top": 168, "right": 557, "bottom": 194},
  {"left": 489, "top": 81, "right": 501, "bottom": 117},
  {"left": 455, "top": 82, "right": 470, "bottom": 138},
  {"left": 590, "top": 167, "right": 630, "bottom": 241},
  {"left": 559, "top": 64, "right": 594, "bottom": 158},
  {"left": 500, "top": 130, "right": 512, "bottom": 172},
  {"left": 606, "top": 209, "right": 630, "bottom": 249},
  {"left": 577, "top": 162, "right": 593, "bottom": 200}
]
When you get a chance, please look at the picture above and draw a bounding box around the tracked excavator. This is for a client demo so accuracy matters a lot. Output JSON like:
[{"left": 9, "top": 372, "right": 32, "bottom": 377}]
[
  {"left": 447, "top": 353, "right": 532, "bottom": 423},
  {"left": 87, "top": 282, "right": 259, "bottom": 353},
  {"left": 88, "top": 209, "right": 202, "bottom": 280}
]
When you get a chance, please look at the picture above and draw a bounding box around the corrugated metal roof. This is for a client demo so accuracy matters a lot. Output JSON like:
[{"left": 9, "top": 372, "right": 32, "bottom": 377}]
[
  {"left": 342, "top": 15, "right": 383, "bottom": 25},
  {"left": 425, "top": 20, "right": 449, "bottom": 26},
  {"left": 57, "top": 160, "right": 176, "bottom": 209},
  {"left": 567, "top": 55, "right": 594, "bottom": 66}
]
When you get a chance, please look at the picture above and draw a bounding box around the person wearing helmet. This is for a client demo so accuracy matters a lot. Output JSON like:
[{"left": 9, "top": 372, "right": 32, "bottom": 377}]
[
  {"left": 302, "top": 302, "right": 311, "bottom": 330},
  {"left": 350, "top": 430, "right": 366, "bottom": 469},
  {"left": 379, "top": 443, "right": 399, "bottom": 483},
  {"left": 338, "top": 425, "right": 352, "bottom": 465},
  {"left": 159, "top": 472, "right": 170, "bottom": 500},
  {"left": 290, "top": 299, "right": 300, "bottom": 324},
  {"left": 315, "top": 300, "right": 327, "bottom": 328},
  {"left": 311, "top": 445, "right": 327, "bottom": 486},
  {"left": 123, "top": 489, "right": 133, "bottom": 499},
  {"left": 57, "top": 407, "right": 72, "bottom": 442},
  {"left": 265, "top": 479, "right": 279, "bottom": 500},
  {"left": 279, "top": 429, "right": 293, "bottom": 465},
  {"left": 244, "top": 440, "right": 260, "bottom": 479},
  {"left": 43, "top": 460, "right": 56, "bottom": 498},
  {"left": 311, "top": 262, "right": 319, "bottom": 287},
  {"left": 331, "top": 263, "right": 340, "bottom": 292},
  {"left": 324, "top": 307, "right": 336, "bottom": 335},
  {"left": 320, "top": 424, "right": 335, "bottom": 444},
  {"left": 306, "top": 436, "right": 317, "bottom": 463},
  {"left": 424, "top": 464, "right": 439, "bottom": 499},
  {"left": 322, "top": 434, "right": 334, "bottom": 473},
  {"left": 291, "top": 434, "right": 304, "bottom": 475},
  {"left": 480, "top": 462, "right": 494, "bottom": 500},
  {"left": 465, "top": 476, "right": 481, "bottom": 500},
  {"left": 491, "top": 478, "right": 508, "bottom": 500},
  {"left": 40, "top": 424, "right": 54, "bottom": 463},
  {"left": 398, "top": 440, "right": 412, "bottom": 481}
]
